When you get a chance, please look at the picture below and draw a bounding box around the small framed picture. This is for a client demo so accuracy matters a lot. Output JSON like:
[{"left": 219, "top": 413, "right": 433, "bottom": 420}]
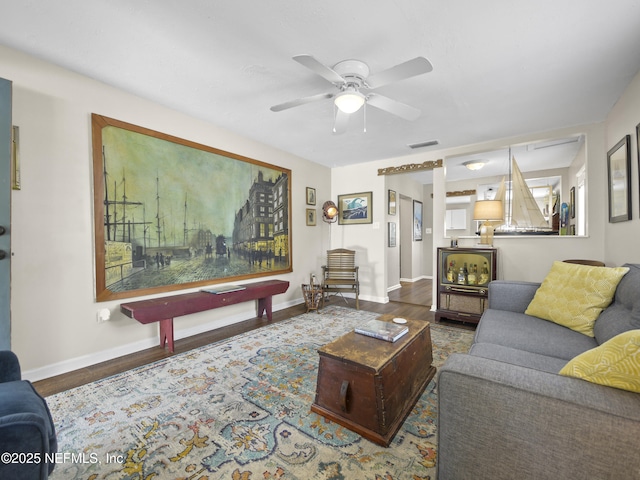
[
  {"left": 306, "top": 187, "right": 316, "bottom": 205},
  {"left": 569, "top": 186, "right": 575, "bottom": 219},
  {"left": 388, "top": 222, "right": 396, "bottom": 247},
  {"left": 413, "top": 200, "right": 423, "bottom": 241},
  {"left": 306, "top": 208, "right": 316, "bottom": 226}
]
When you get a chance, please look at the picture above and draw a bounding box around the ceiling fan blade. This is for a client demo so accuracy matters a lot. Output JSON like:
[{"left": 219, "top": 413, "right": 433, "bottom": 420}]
[
  {"left": 270, "top": 92, "right": 334, "bottom": 112},
  {"left": 366, "top": 93, "right": 421, "bottom": 121},
  {"left": 366, "top": 57, "right": 433, "bottom": 89},
  {"left": 293, "top": 54, "right": 345, "bottom": 85},
  {"left": 333, "top": 109, "right": 350, "bottom": 135}
]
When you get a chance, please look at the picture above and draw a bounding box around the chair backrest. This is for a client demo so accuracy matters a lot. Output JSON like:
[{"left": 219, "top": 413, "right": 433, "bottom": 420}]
[
  {"left": 563, "top": 259, "right": 606, "bottom": 267},
  {"left": 325, "top": 248, "right": 357, "bottom": 280}
]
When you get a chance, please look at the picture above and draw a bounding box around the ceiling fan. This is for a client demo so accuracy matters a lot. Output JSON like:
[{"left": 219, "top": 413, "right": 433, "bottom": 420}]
[{"left": 270, "top": 54, "right": 433, "bottom": 134}]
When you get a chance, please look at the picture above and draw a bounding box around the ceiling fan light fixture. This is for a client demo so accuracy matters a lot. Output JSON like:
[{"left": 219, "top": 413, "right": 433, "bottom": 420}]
[
  {"left": 334, "top": 90, "right": 366, "bottom": 114},
  {"left": 463, "top": 160, "right": 486, "bottom": 171}
]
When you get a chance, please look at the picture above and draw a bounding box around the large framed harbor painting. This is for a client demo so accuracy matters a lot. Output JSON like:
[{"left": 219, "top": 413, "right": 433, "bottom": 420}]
[{"left": 92, "top": 114, "right": 292, "bottom": 301}]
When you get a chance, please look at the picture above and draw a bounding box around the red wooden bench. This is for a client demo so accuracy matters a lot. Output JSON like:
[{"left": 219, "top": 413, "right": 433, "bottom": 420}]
[{"left": 120, "top": 279, "right": 289, "bottom": 352}]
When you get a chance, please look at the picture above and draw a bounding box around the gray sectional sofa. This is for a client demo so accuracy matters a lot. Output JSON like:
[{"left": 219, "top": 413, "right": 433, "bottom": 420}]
[{"left": 437, "top": 263, "right": 640, "bottom": 480}]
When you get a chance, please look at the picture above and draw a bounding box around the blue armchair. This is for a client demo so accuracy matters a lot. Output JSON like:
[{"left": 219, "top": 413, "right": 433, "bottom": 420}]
[{"left": 0, "top": 351, "right": 57, "bottom": 479}]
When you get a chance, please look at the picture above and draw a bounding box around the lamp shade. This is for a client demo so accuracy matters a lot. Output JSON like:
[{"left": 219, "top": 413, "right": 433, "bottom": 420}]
[{"left": 473, "top": 200, "right": 503, "bottom": 221}]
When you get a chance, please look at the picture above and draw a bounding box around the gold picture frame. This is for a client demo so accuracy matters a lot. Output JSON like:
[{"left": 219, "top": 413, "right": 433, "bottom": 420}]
[
  {"left": 306, "top": 187, "right": 316, "bottom": 205},
  {"left": 306, "top": 208, "right": 316, "bottom": 226},
  {"left": 388, "top": 189, "right": 396, "bottom": 215},
  {"left": 337, "top": 191, "right": 373, "bottom": 225},
  {"left": 92, "top": 114, "right": 292, "bottom": 301}
]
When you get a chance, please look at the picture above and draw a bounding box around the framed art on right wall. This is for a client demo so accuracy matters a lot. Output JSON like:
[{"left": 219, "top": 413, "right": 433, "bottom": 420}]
[
  {"left": 637, "top": 122, "right": 640, "bottom": 214},
  {"left": 413, "top": 200, "right": 423, "bottom": 241},
  {"left": 607, "top": 134, "right": 631, "bottom": 223}
]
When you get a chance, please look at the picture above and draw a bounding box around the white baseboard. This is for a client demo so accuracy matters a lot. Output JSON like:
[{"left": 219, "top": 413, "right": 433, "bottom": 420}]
[
  {"left": 362, "top": 293, "right": 388, "bottom": 304},
  {"left": 399, "top": 275, "right": 432, "bottom": 283},
  {"left": 24, "top": 293, "right": 394, "bottom": 383},
  {"left": 387, "top": 283, "right": 402, "bottom": 292},
  {"left": 323, "top": 291, "right": 388, "bottom": 305},
  {"left": 23, "top": 298, "right": 301, "bottom": 383}
]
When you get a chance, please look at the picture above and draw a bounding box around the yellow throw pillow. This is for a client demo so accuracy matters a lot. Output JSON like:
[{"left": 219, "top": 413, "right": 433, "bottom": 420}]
[
  {"left": 559, "top": 329, "right": 640, "bottom": 393},
  {"left": 525, "top": 261, "right": 629, "bottom": 337}
]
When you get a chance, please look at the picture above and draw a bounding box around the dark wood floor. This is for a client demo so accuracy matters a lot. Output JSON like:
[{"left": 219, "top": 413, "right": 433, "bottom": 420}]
[
  {"left": 34, "top": 279, "right": 442, "bottom": 397},
  {"left": 388, "top": 278, "right": 433, "bottom": 306}
]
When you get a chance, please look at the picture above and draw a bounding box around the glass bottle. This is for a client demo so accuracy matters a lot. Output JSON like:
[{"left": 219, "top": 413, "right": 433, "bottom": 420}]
[
  {"left": 446, "top": 260, "right": 455, "bottom": 283},
  {"left": 479, "top": 261, "right": 490, "bottom": 285},
  {"left": 457, "top": 266, "right": 467, "bottom": 285},
  {"left": 468, "top": 264, "right": 477, "bottom": 285}
]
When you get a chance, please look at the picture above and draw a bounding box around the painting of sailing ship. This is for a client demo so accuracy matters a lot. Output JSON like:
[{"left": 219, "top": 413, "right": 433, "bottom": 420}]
[{"left": 92, "top": 114, "right": 291, "bottom": 301}]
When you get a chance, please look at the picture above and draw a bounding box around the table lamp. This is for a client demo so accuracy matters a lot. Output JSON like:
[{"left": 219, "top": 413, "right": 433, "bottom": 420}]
[{"left": 473, "top": 200, "right": 503, "bottom": 245}]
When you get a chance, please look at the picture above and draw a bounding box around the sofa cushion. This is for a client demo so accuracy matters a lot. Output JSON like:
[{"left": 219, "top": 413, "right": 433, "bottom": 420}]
[
  {"left": 475, "top": 309, "right": 598, "bottom": 360},
  {"left": 559, "top": 329, "right": 640, "bottom": 393},
  {"left": 470, "top": 343, "right": 567, "bottom": 373},
  {"left": 524, "top": 261, "right": 629, "bottom": 337},
  {"left": 593, "top": 263, "right": 640, "bottom": 345}
]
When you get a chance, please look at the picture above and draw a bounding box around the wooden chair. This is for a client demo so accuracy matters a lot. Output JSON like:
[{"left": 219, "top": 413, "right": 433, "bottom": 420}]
[
  {"left": 563, "top": 259, "right": 606, "bottom": 267},
  {"left": 322, "top": 248, "right": 360, "bottom": 309}
]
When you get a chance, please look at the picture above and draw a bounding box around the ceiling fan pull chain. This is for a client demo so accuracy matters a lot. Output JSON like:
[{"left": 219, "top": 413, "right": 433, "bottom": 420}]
[
  {"left": 333, "top": 102, "right": 337, "bottom": 133},
  {"left": 363, "top": 102, "right": 367, "bottom": 133}
]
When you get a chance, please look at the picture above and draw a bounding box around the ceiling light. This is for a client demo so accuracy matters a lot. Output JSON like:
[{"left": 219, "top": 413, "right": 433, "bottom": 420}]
[
  {"left": 463, "top": 160, "right": 486, "bottom": 171},
  {"left": 334, "top": 90, "right": 366, "bottom": 114}
]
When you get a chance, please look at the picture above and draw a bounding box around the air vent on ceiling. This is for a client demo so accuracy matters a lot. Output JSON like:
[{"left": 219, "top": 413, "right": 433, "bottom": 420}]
[{"left": 407, "top": 139, "right": 439, "bottom": 149}]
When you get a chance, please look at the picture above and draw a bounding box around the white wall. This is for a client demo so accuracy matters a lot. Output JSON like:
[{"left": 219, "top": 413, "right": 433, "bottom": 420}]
[
  {"left": 329, "top": 165, "right": 386, "bottom": 302},
  {"left": 604, "top": 69, "right": 640, "bottom": 266},
  {"left": 1, "top": 45, "right": 332, "bottom": 378}
]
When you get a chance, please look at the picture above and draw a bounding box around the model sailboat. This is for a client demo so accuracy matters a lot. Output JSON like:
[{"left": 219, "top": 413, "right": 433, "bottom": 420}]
[{"left": 492, "top": 156, "right": 551, "bottom": 232}]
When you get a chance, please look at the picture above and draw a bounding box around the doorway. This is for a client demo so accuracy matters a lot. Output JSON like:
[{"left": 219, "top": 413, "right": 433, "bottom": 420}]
[
  {"left": 392, "top": 193, "right": 432, "bottom": 308},
  {"left": 399, "top": 195, "right": 413, "bottom": 280}
]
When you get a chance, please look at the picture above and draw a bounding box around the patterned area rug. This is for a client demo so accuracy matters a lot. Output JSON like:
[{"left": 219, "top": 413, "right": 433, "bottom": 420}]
[{"left": 47, "top": 306, "right": 474, "bottom": 479}]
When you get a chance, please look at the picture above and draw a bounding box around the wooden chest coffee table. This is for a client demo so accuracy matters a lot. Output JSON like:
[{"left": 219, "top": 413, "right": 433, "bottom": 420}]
[{"left": 311, "top": 315, "right": 436, "bottom": 446}]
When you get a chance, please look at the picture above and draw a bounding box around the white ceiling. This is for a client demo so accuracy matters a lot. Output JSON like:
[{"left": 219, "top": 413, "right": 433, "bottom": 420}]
[{"left": 1, "top": 1, "right": 640, "bottom": 171}]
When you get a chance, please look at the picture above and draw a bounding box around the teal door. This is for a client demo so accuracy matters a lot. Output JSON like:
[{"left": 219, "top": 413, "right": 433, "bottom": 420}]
[{"left": 0, "top": 78, "right": 11, "bottom": 350}]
